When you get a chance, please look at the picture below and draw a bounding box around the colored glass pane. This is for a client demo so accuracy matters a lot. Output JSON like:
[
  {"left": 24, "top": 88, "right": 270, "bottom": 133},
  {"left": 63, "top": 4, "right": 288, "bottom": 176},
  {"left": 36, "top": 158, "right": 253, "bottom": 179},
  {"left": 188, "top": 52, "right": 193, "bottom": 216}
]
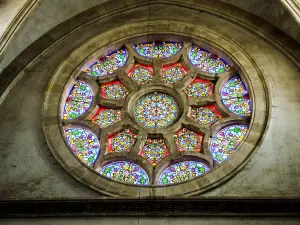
[
  {"left": 140, "top": 139, "right": 169, "bottom": 165},
  {"left": 189, "top": 46, "right": 230, "bottom": 74},
  {"left": 174, "top": 128, "right": 203, "bottom": 152},
  {"left": 133, "top": 42, "right": 183, "bottom": 58},
  {"left": 128, "top": 64, "right": 153, "bottom": 85},
  {"left": 190, "top": 105, "right": 221, "bottom": 126},
  {"left": 63, "top": 80, "right": 93, "bottom": 119},
  {"left": 158, "top": 161, "right": 210, "bottom": 185},
  {"left": 101, "top": 81, "right": 129, "bottom": 100},
  {"left": 184, "top": 78, "right": 213, "bottom": 98},
  {"left": 108, "top": 129, "right": 137, "bottom": 153},
  {"left": 210, "top": 125, "right": 248, "bottom": 163},
  {"left": 99, "top": 161, "right": 149, "bottom": 185},
  {"left": 161, "top": 63, "right": 187, "bottom": 83},
  {"left": 91, "top": 108, "right": 122, "bottom": 128},
  {"left": 134, "top": 92, "right": 179, "bottom": 129},
  {"left": 86, "top": 49, "right": 128, "bottom": 77},
  {"left": 221, "top": 76, "right": 252, "bottom": 116},
  {"left": 64, "top": 128, "right": 100, "bottom": 165}
]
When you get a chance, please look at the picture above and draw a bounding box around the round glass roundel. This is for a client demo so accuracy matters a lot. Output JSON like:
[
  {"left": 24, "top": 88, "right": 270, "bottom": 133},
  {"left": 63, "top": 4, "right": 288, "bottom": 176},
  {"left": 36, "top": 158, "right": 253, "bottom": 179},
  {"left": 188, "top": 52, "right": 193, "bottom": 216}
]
[{"left": 134, "top": 92, "right": 179, "bottom": 129}]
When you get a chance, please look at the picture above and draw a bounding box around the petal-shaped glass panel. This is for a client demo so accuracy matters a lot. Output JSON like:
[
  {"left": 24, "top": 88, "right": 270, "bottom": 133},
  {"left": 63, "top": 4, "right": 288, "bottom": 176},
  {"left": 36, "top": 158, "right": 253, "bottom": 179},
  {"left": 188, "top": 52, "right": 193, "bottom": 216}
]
[
  {"left": 210, "top": 125, "right": 248, "bottom": 163},
  {"left": 158, "top": 161, "right": 210, "bottom": 185},
  {"left": 99, "top": 161, "right": 149, "bottom": 185},
  {"left": 189, "top": 46, "right": 230, "bottom": 74},
  {"left": 174, "top": 128, "right": 203, "bottom": 152},
  {"left": 140, "top": 139, "right": 169, "bottom": 165},
  {"left": 101, "top": 81, "right": 130, "bottom": 100},
  {"left": 63, "top": 80, "right": 93, "bottom": 119},
  {"left": 91, "top": 108, "right": 122, "bottom": 128},
  {"left": 128, "top": 64, "right": 153, "bottom": 85},
  {"left": 86, "top": 48, "right": 128, "bottom": 77},
  {"left": 190, "top": 105, "right": 221, "bottom": 126},
  {"left": 161, "top": 63, "right": 187, "bottom": 83},
  {"left": 64, "top": 127, "right": 100, "bottom": 165},
  {"left": 184, "top": 78, "right": 213, "bottom": 98},
  {"left": 133, "top": 42, "right": 183, "bottom": 58},
  {"left": 221, "top": 76, "right": 248, "bottom": 99},
  {"left": 222, "top": 97, "right": 251, "bottom": 116},
  {"left": 108, "top": 129, "right": 137, "bottom": 153}
]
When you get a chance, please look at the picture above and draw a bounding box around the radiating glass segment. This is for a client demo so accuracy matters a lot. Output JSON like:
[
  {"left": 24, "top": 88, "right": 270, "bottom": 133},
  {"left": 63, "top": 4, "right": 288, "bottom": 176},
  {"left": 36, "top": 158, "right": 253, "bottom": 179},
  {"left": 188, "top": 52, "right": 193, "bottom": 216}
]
[
  {"left": 190, "top": 105, "right": 221, "bottom": 126},
  {"left": 184, "top": 78, "right": 213, "bottom": 98},
  {"left": 63, "top": 80, "right": 93, "bottom": 119},
  {"left": 210, "top": 125, "right": 248, "bottom": 163},
  {"left": 133, "top": 42, "right": 183, "bottom": 58},
  {"left": 158, "top": 161, "right": 210, "bottom": 185},
  {"left": 128, "top": 64, "right": 153, "bottom": 85},
  {"left": 108, "top": 129, "right": 137, "bottom": 153},
  {"left": 174, "top": 128, "right": 203, "bottom": 152},
  {"left": 134, "top": 92, "right": 179, "bottom": 129},
  {"left": 161, "top": 63, "right": 187, "bottom": 83},
  {"left": 91, "top": 108, "right": 122, "bottom": 128},
  {"left": 86, "top": 48, "right": 128, "bottom": 77},
  {"left": 101, "top": 81, "right": 129, "bottom": 100},
  {"left": 221, "top": 76, "right": 252, "bottom": 116},
  {"left": 99, "top": 161, "right": 149, "bottom": 185},
  {"left": 64, "top": 127, "right": 100, "bottom": 165},
  {"left": 140, "top": 139, "right": 169, "bottom": 165},
  {"left": 189, "top": 46, "right": 230, "bottom": 74}
]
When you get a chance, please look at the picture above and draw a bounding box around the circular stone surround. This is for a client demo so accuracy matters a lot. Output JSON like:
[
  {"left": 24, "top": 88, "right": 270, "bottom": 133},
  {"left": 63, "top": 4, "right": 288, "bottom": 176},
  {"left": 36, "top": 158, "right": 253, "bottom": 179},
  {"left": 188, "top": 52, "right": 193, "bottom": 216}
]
[
  {"left": 134, "top": 92, "right": 180, "bottom": 129},
  {"left": 43, "top": 28, "right": 269, "bottom": 197}
]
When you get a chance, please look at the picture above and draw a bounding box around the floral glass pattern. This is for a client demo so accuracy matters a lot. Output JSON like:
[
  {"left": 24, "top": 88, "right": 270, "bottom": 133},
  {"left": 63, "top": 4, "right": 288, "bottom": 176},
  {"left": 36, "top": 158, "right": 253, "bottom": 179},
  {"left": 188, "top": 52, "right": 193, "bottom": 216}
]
[
  {"left": 128, "top": 64, "right": 153, "bottom": 85},
  {"left": 161, "top": 63, "right": 187, "bottom": 83},
  {"left": 184, "top": 78, "right": 213, "bottom": 98},
  {"left": 91, "top": 108, "right": 122, "bottom": 128},
  {"left": 86, "top": 48, "right": 128, "bottom": 77},
  {"left": 108, "top": 129, "right": 137, "bottom": 153},
  {"left": 210, "top": 125, "right": 248, "bottom": 163},
  {"left": 134, "top": 92, "right": 179, "bottom": 129},
  {"left": 101, "top": 81, "right": 130, "bottom": 100},
  {"left": 133, "top": 42, "right": 183, "bottom": 58},
  {"left": 174, "top": 128, "right": 203, "bottom": 152},
  {"left": 221, "top": 76, "right": 252, "bottom": 116},
  {"left": 63, "top": 80, "right": 93, "bottom": 119},
  {"left": 64, "top": 128, "right": 100, "bottom": 165},
  {"left": 140, "top": 139, "right": 169, "bottom": 165},
  {"left": 189, "top": 46, "right": 230, "bottom": 74},
  {"left": 190, "top": 105, "right": 221, "bottom": 126},
  {"left": 158, "top": 161, "right": 210, "bottom": 185},
  {"left": 99, "top": 161, "right": 149, "bottom": 185}
]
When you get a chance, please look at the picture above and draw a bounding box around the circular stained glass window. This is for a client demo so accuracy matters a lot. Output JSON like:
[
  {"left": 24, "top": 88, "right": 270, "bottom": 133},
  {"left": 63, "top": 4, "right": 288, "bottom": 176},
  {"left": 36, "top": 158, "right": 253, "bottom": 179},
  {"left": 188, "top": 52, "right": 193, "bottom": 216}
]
[
  {"left": 134, "top": 92, "right": 179, "bottom": 129},
  {"left": 44, "top": 35, "right": 268, "bottom": 197}
]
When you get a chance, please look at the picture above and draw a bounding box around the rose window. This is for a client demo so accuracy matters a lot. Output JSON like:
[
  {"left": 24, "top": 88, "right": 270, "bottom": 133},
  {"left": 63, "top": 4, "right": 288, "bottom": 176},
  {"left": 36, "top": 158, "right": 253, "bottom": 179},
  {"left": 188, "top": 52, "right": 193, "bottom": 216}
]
[{"left": 59, "top": 40, "right": 253, "bottom": 187}]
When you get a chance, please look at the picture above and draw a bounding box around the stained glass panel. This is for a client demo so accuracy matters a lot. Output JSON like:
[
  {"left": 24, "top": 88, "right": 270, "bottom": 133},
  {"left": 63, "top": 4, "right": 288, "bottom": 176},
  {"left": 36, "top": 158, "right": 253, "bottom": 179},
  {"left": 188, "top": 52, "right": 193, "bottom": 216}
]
[
  {"left": 210, "top": 125, "right": 248, "bottom": 163},
  {"left": 86, "top": 49, "right": 128, "bottom": 77},
  {"left": 64, "top": 127, "right": 100, "bottom": 165},
  {"left": 189, "top": 46, "right": 230, "bottom": 74},
  {"left": 140, "top": 139, "right": 169, "bottom": 165},
  {"left": 133, "top": 42, "right": 183, "bottom": 58},
  {"left": 174, "top": 128, "right": 203, "bottom": 152},
  {"left": 63, "top": 80, "right": 94, "bottom": 120},
  {"left": 128, "top": 64, "right": 153, "bottom": 85},
  {"left": 190, "top": 105, "right": 221, "bottom": 126},
  {"left": 108, "top": 129, "right": 137, "bottom": 153},
  {"left": 101, "top": 81, "right": 130, "bottom": 100},
  {"left": 99, "top": 161, "right": 149, "bottom": 185},
  {"left": 134, "top": 92, "right": 179, "bottom": 129},
  {"left": 184, "top": 78, "right": 213, "bottom": 98},
  {"left": 221, "top": 76, "right": 252, "bottom": 116},
  {"left": 158, "top": 161, "right": 210, "bottom": 185},
  {"left": 91, "top": 108, "right": 122, "bottom": 128},
  {"left": 161, "top": 63, "right": 187, "bottom": 83}
]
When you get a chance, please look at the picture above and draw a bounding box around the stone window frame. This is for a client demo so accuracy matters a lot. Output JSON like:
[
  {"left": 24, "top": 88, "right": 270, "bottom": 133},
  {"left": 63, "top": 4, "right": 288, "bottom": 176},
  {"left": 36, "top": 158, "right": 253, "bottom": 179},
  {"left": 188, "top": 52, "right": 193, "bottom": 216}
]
[{"left": 43, "top": 23, "right": 269, "bottom": 197}]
